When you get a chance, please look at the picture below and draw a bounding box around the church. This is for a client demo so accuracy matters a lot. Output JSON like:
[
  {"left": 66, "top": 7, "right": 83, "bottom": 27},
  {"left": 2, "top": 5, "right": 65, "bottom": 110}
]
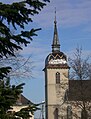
[{"left": 43, "top": 13, "right": 91, "bottom": 119}]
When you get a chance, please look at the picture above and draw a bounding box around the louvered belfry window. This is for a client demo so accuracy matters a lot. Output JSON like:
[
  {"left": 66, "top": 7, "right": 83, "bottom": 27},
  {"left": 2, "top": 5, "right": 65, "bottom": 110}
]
[{"left": 56, "top": 72, "right": 60, "bottom": 84}]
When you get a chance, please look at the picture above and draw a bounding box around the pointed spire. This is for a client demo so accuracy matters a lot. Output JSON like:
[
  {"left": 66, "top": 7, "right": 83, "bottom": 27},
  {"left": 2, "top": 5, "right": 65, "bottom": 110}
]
[{"left": 52, "top": 8, "right": 60, "bottom": 53}]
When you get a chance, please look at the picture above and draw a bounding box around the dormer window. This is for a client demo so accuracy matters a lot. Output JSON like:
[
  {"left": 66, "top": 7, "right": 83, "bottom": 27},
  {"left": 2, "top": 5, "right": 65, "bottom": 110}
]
[{"left": 56, "top": 72, "right": 60, "bottom": 84}]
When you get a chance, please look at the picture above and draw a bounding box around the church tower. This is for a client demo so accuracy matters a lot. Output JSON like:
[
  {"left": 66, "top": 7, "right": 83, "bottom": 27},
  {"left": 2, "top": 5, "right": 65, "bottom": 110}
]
[{"left": 44, "top": 12, "right": 70, "bottom": 119}]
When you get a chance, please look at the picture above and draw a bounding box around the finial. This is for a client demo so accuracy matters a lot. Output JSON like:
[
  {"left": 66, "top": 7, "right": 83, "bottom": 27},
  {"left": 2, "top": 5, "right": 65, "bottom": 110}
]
[{"left": 54, "top": 7, "right": 57, "bottom": 24}]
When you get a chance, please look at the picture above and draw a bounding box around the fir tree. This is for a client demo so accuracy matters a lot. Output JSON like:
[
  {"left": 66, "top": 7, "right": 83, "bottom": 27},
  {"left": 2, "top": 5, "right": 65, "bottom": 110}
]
[{"left": 0, "top": 0, "right": 50, "bottom": 118}]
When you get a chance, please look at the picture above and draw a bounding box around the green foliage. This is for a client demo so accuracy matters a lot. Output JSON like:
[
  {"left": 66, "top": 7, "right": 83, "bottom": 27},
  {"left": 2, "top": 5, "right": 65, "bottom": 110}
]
[
  {"left": 0, "top": 78, "right": 24, "bottom": 118},
  {"left": 0, "top": 0, "right": 49, "bottom": 76},
  {"left": 0, "top": 0, "right": 49, "bottom": 58},
  {"left": 14, "top": 104, "right": 40, "bottom": 119},
  {"left": 0, "top": 67, "right": 11, "bottom": 79},
  {"left": 0, "top": 0, "right": 50, "bottom": 118},
  {"left": 0, "top": 86, "right": 40, "bottom": 119},
  {"left": 0, "top": 0, "right": 50, "bottom": 76}
]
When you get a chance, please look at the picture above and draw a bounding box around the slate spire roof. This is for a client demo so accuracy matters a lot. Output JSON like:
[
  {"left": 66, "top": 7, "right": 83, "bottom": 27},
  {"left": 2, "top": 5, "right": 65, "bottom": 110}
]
[{"left": 52, "top": 9, "right": 60, "bottom": 53}]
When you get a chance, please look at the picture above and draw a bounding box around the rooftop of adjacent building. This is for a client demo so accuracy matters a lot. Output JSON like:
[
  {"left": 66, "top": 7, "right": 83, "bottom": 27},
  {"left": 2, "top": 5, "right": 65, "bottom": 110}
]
[
  {"left": 15, "top": 94, "right": 33, "bottom": 106},
  {"left": 68, "top": 80, "right": 91, "bottom": 101}
]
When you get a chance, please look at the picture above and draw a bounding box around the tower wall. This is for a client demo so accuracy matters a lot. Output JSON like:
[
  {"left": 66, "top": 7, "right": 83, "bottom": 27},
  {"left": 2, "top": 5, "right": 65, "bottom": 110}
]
[
  {"left": 45, "top": 67, "right": 69, "bottom": 119},
  {"left": 44, "top": 11, "right": 70, "bottom": 119}
]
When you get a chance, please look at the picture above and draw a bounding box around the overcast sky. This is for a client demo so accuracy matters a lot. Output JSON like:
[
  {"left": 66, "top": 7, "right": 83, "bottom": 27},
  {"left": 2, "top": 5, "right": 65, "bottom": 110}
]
[{"left": 1, "top": 0, "right": 91, "bottom": 117}]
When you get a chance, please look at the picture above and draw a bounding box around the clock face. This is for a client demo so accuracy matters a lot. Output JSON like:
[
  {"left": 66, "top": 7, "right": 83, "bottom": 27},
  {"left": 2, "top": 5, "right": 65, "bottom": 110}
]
[{"left": 49, "top": 59, "right": 67, "bottom": 64}]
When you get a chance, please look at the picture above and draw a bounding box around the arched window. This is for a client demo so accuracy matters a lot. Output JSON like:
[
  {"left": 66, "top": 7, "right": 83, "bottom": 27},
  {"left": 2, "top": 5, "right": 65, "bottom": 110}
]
[
  {"left": 67, "top": 106, "right": 72, "bottom": 119},
  {"left": 56, "top": 72, "right": 60, "bottom": 84}
]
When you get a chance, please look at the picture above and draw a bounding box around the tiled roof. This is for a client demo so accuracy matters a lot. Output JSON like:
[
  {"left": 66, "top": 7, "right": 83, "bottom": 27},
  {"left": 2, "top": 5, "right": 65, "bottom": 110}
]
[
  {"left": 46, "top": 64, "right": 70, "bottom": 69},
  {"left": 68, "top": 80, "right": 91, "bottom": 101},
  {"left": 15, "top": 94, "right": 33, "bottom": 106}
]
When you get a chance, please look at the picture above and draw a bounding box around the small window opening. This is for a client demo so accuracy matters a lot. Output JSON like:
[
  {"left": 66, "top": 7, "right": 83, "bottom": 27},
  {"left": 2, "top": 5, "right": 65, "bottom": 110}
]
[{"left": 56, "top": 72, "right": 60, "bottom": 84}]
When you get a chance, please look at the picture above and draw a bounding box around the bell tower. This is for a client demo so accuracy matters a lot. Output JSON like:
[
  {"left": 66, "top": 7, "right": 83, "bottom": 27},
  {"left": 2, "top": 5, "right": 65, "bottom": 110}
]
[{"left": 44, "top": 11, "right": 70, "bottom": 119}]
